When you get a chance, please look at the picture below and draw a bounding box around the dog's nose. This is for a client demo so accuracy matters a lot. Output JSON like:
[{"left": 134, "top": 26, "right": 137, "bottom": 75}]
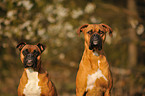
[
  {"left": 27, "top": 54, "right": 33, "bottom": 58},
  {"left": 92, "top": 34, "right": 99, "bottom": 39}
]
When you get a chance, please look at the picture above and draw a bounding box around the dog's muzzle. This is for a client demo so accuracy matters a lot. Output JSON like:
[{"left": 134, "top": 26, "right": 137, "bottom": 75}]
[
  {"left": 24, "top": 53, "right": 37, "bottom": 68},
  {"left": 89, "top": 34, "right": 102, "bottom": 51}
]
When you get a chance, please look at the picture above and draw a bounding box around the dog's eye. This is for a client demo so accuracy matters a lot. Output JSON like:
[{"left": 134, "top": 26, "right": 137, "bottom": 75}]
[
  {"left": 87, "top": 30, "right": 93, "bottom": 34},
  {"left": 33, "top": 50, "right": 36, "bottom": 53},
  {"left": 22, "top": 49, "right": 29, "bottom": 56},
  {"left": 33, "top": 50, "right": 40, "bottom": 57}
]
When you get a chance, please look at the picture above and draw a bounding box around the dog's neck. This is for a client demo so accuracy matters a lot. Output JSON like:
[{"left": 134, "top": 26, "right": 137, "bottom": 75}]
[
  {"left": 24, "top": 61, "right": 45, "bottom": 73},
  {"left": 84, "top": 42, "right": 105, "bottom": 57},
  {"left": 84, "top": 48, "right": 105, "bottom": 58},
  {"left": 93, "top": 51, "right": 99, "bottom": 56},
  {"left": 84, "top": 43, "right": 107, "bottom": 70}
]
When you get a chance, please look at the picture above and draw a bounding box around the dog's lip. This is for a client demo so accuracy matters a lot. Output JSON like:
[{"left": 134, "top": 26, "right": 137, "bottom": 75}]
[
  {"left": 27, "top": 63, "right": 33, "bottom": 66},
  {"left": 26, "top": 60, "right": 33, "bottom": 66},
  {"left": 93, "top": 41, "right": 98, "bottom": 45}
]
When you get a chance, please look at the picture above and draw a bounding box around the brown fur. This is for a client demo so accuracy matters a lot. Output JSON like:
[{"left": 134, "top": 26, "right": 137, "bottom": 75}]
[
  {"left": 76, "top": 24, "right": 113, "bottom": 96},
  {"left": 17, "top": 43, "right": 57, "bottom": 96}
]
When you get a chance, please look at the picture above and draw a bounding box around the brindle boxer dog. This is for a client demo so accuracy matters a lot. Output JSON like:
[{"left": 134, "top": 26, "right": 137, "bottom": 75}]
[
  {"left": 76, "top": 24, "right": 113, "bottom": 96},
  {"left": 17, "top": 42, "right": 57, "bottom": 96}
]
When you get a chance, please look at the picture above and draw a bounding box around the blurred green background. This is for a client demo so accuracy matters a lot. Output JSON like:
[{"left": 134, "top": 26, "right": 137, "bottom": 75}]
[{"left": 0, "top": 0, "right": 145, "bottom": 96}]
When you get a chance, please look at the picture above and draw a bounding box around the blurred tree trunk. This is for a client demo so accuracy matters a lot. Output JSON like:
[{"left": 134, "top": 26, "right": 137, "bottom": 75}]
[
  {"left": 127, "top": 0, "right": 138, "bottom": 68},
  {"left": 127, "top": 0, "right": 138, "bottom": 95}
]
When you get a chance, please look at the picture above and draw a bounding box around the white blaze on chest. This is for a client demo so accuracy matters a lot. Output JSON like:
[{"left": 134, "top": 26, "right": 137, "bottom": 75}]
[
  {"left": 93, "top": 51, "right": 99, "bottom": 56},
  {"left": 86, "top": 60, "right": 108, "bottom": 91},
  {"left": 23, "top": 68, "right": 41, "bottom": 96},
  {"left": 98, "top": 60, "right": 101, "bottom": 67}
]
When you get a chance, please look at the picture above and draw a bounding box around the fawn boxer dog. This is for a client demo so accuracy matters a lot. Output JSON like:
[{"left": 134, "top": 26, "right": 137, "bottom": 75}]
[
  {"left": 17, "top": 42, "right": 57, "bottom": 96},
  {"left": 76, "top": 24, "right": 113, "bottom": 96}
]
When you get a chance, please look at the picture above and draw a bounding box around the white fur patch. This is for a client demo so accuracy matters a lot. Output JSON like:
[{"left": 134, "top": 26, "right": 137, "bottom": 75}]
[
  {"left": 98, "top": 60, "right": 101, "bottom": 67},
  {"left": 86, "top": 68, "right": 108, "bottom": 91},
  {"left": 23, "top": 68, "right": 41, "bottom": 96},
  {"left": 93, "top": 51, "right": 99, "bottom": 56}
]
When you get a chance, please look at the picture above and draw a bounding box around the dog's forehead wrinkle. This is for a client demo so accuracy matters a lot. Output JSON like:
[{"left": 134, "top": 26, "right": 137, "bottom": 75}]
[
  {"left": 23, "top": 45, "right": 39, "bottom": 53},
  {"left": 85, "top": 28, "right": 97, "bottom": 34}
]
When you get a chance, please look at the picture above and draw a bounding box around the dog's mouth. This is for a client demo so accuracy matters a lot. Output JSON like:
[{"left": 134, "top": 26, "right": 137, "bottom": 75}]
[
  {"left": 93, "top": 40, "right": 98, "bottom": 45},
  {"left": 24, "top": 54, "right": 37, "bottom": 68},
  {"left": 89, "top": 34, "right": 102, "bottom": 51},
  {"left": 26, "top": 60, "right": 34, "bottom": 67},
  {"left": 24, "top": 59, "right": 37, "bottom": 68}
]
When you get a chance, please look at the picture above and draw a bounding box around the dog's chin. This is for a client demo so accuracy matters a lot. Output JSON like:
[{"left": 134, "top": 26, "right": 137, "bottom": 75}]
[
  {"left": 89, "top": 44, "right": 102, "bottom": 51},
  {"left": 26, "top": 63, "right": 33, "bottom": 67},
  {"left": 89, "top": 47, "right": 102, "bottom": 51},
  {"left": 24, "top": 63, "right": 37, "bottom": 68}
]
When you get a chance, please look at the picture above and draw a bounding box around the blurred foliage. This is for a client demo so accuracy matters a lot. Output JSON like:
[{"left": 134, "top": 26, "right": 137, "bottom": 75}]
[{"left": 0, "top": 0, "right": 145, "bottom": 96}]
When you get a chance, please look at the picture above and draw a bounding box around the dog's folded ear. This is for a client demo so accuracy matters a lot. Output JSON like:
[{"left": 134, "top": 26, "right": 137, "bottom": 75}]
[
  {"left": 77, "top": 24, "right": 88, "bottom": 36},
  {"left": 16, "top": 42, "right": 26, "bottom": 51},
  {"left": 37, "top": 43, "right": 46, "bottom": 53},
  {"left": 100, "top": 24, "right": 113, "bottom": 37}
]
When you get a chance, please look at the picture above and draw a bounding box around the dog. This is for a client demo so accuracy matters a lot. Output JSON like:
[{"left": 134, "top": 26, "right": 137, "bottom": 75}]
[
  {"left": 76, "top": 24, "right": 113, "bottom": 96},
  {"left": 17, "top": 42, "right": 57, "bottom": 96}
]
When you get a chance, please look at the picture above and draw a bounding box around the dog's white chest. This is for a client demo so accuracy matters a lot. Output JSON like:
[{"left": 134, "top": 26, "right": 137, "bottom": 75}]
[
  {"left": 86, "top": 61, "right": 108, "bottom": 91},
  {"left": 23, "top": 68, "right": 41, "bottom": 96}
]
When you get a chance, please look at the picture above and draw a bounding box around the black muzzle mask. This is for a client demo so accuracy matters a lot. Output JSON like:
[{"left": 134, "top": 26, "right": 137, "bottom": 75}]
[
  {"left": 24, "top": 53, "right": 37, "bottom": 68},
  {"left": 89, "top": 34, "right": 102, "bottom": 51}
]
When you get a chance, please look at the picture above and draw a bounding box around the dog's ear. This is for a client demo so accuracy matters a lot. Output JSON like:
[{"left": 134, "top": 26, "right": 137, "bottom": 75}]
[
  {"left": 100, "top": 24, "right": 113, "bottom": 37},
  {"left": 37, "top": 43, "right": 46, "bottom": 53},
  {"left": 16, "top": 42, "right": 26, "bottom": 51},
  {"left": 77, "top": 24, "right": 89, "bottom": 36}
]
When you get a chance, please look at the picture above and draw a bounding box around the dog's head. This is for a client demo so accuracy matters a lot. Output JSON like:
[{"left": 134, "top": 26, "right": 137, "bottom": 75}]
[
  {"left": 16, "top": 42, "right": 45, "bottom": 69},
  {"left": 77, "top": 24, "right": 113, "bottom": 51}
]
